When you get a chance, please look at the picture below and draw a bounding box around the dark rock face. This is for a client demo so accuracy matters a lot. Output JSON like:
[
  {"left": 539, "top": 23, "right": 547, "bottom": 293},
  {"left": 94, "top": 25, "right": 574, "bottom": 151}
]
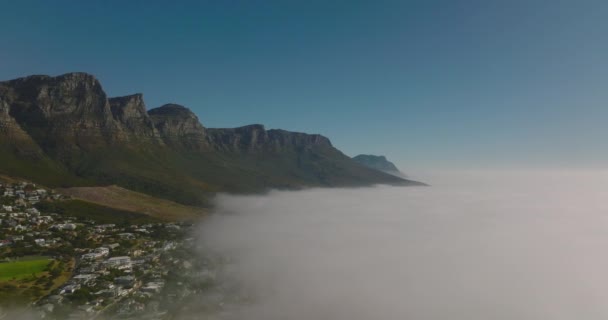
[
  {"left": 148, "top": 104, "right": 208, "bottom": 150},
  {"left": 352, "top": 154, "right": 404, "bottom": 177},
  {"left": 0, "top": 96, "right": 21, "bottom": 137},
  {"left": 267, "top": 129, "right": 332, "bottom": 149},
  {"left": 0, "top": 73, "right": 118, "bottom": 158},
  {"left": 3, "top": 73, "right": 109, "bottom": 119},
  {"left": 206, "top": 125, "right": 332, "bottom": 152},
  {"left": 0, "top": 94, "right": 44, "bottom": 157},
  {"left": 109, "top": 94, "right": 162, "bottom": 143},
  {"left": 206, "top": 124, "right": 266, "bottom": 152}
]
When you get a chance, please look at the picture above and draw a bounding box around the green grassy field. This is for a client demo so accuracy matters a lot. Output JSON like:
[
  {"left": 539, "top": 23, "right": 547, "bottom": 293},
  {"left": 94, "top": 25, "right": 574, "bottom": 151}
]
[
  {"left": 0, "top": 256, "right": 51, "bottom": 281},
  {"left": 0, "top": 257, "right": 74, "bottom": 305}
]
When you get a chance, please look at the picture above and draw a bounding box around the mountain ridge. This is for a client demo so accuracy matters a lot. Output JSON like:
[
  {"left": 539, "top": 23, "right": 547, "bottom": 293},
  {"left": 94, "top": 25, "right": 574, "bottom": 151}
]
[{"left": 0, "top": 72, "right": 425, "bottom": 208}]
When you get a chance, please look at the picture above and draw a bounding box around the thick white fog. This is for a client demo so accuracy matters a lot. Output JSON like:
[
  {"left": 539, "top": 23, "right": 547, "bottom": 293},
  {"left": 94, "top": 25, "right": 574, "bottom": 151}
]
[{"left": 197, "top": 171, "right": 608, "bottom": 320}]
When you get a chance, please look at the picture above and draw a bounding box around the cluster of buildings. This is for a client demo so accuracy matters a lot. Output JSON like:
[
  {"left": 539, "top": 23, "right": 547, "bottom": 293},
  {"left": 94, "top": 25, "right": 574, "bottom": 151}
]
[
  {"left": 34, "top": 222, "right": 187, "bottom": 319},
  {"left": 0, "top": 180, "right": 200, "bottom": 319},
  {"left": 0, "top": 204, "right": 70, "bottom": 250},
  {"left": 1, "top": 182, "right": 62, "bottom": 205}
]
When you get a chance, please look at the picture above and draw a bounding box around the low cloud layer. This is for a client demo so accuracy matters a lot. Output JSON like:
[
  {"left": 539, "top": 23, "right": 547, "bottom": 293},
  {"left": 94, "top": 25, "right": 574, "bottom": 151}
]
[{"left": 197, "top": 171, "right": 608, "bottom": 320}]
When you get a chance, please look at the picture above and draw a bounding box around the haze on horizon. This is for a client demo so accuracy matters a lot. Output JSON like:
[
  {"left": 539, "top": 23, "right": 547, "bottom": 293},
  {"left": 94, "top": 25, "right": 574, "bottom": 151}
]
[
  {"left": 195, "top": 171, "right": 608, "bottom": 320},
  {"left": 2, "top": 0, "right": 608, "bottom": 171}
]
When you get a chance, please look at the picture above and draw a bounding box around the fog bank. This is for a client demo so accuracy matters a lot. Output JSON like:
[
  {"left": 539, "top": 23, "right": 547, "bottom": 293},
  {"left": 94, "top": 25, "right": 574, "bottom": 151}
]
[{"left": 197, "top": 171, "right": 608, "bottom": 320}]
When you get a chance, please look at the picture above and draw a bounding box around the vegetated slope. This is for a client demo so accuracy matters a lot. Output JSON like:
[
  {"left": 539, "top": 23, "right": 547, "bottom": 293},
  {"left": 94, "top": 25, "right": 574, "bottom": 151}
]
[
  {"left": 0, "top": 72, "right": 423, "bottom": 206},
  {"left": 35, "top": 200, "right": 160, "bottom": 224},
  {"left": 0, "top": 175, "right": 175, "bottom": 222},
  {"left": 58, "top": 185, "right": 206, "bottom": 221}
]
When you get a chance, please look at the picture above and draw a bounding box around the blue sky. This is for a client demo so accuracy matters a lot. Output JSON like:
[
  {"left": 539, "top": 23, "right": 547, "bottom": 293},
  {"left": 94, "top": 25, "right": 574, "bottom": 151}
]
[{"left": 2, "top": 0, "right": 607, "bottom": 171}]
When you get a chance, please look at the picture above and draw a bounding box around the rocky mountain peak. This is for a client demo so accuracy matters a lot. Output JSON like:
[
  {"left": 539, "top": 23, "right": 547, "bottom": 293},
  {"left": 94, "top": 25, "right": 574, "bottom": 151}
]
[
  {"left": 148, "top": 103, "right": 195, "bottom": 117},
  {"left": 109, "top": 94, "right": 147, "bottom": 121},
  {"left": 108, "top": 94, "right": 162, "bottom": 142},
  {"left": 0, "top": 72, "right": 118, "bottom": 156},
  {"left": 148, "top": 104, "right": 207, "bottom": 150},
  {"left": 1, "top": 72, "right": 109, "bottom": 119},
  {"left": 352, "top": 154, "right": 404, "bottom": 177}
]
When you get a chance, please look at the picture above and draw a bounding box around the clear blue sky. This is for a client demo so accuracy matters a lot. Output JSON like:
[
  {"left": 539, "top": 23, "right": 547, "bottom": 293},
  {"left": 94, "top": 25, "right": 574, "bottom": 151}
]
[{"left": 2, "top": 0, "right": 607, "bottom": 171}]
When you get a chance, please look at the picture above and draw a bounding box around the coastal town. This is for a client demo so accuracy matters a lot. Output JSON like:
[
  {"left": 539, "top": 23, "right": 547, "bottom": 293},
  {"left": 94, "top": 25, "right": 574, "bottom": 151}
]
[{"left": 0, "top": 180, "right": 218, "bottom": 319}]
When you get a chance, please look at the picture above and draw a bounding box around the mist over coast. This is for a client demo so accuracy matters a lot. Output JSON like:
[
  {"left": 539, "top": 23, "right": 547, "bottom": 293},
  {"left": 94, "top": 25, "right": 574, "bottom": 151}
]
[{"left": 196, "top": 171, "right": 608, "bottom": 320}]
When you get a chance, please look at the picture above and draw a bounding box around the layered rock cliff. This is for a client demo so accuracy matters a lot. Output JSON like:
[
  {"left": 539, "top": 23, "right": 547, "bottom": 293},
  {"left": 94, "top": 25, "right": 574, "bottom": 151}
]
[
  {"left": 206, "top": 125, "right": 332, "bottom": 153},
  {"left": 0, "top": 73, "right": 117, "bottom": 154},
  {"left": 109, "top": 94, "right": 162, "bottom": 143},
  {"left": 148, "top": 104, "right": 208, "bottom": 150},
  {"left": 0, "top": 93, "right": 45, "bottom": 157}
]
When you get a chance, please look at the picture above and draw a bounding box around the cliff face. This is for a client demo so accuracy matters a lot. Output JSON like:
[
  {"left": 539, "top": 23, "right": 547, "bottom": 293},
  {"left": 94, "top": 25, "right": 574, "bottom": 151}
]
[
  {"left": 0, "top": 72, "right": 421, "bottom": 205},
  {"left": 109, "top": 94, "right": 163, "bottom": 143},
  {"left": 148, "top": 104, "right": 208, "bottom": 150},
  {"left": 0, "top": 73, "right": 338, "bottom": 156},
  {"left": 206, "top": 125, "right": 332, "bottom": 153},
  {"left": 0, "top": 73, "right": 117, "bottom": 156},
  {"left": 0, "top": 94, "right": 45, "bottom": 157},
  {"left": 0, "top": 95, "right": 29, "bottom": 141},
  {"left": 1, "top": 75, "right": 166, "bottom": 150}
]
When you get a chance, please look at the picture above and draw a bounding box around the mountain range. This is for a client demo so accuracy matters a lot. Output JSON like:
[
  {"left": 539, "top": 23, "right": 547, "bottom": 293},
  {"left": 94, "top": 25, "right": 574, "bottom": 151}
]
[{"left": 0, "top": 72, "right": 424, "bottom": 212}]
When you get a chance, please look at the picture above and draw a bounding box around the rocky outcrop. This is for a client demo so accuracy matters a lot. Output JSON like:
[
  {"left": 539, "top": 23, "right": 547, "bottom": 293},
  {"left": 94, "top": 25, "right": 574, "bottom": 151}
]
[
  {"left": 267, "top": 129, "right": 331, "bottom": 148},
  {"left": 109, "top": 94, "right": 162, "bottom": 143},
  {"left": 148, "top": 104, "right": 208, "bottom": 150},
  {"left": 206, "top": 125, "right": 332, "bottom": 153},
  {"left": 2, "top": 73, "right": 111, "bottom": 120},
  {"left": 0, "top": 73, "right": 119, "bottom": 158},
  {"left": 0, "top": 95, "right": 23, "bottom": 138},
  {"left": 0, "top": 74, "right": 167, "bottom": 151},
  {"left": 352, "top": 154, "right": 404, "bottom": 177},
  {"left": 0, "top": 95, "right": 45, "bottom": 157},
  {"left": 206, "top": 124, "right": 265, "bottom": 152}
]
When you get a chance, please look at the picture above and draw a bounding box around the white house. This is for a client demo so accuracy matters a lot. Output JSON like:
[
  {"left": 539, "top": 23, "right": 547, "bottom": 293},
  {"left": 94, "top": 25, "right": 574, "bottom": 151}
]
[
  {"left": 95, "top": 247, "right": 110, "bottom": 257},
  {"left": 105, "top": 256, "right": 132, "bottom": 269}
]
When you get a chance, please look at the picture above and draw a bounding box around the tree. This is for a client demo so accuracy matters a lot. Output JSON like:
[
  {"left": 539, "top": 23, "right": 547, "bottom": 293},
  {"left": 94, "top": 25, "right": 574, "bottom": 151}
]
[{"left": 69, "top": 288, "right": 92, "bottom": 305}]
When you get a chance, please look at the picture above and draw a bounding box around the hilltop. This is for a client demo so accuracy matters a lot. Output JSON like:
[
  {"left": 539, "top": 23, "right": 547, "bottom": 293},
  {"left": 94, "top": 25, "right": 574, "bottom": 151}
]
[{"left": 353, "top": 154, "right": 405, "bottom": 178}]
